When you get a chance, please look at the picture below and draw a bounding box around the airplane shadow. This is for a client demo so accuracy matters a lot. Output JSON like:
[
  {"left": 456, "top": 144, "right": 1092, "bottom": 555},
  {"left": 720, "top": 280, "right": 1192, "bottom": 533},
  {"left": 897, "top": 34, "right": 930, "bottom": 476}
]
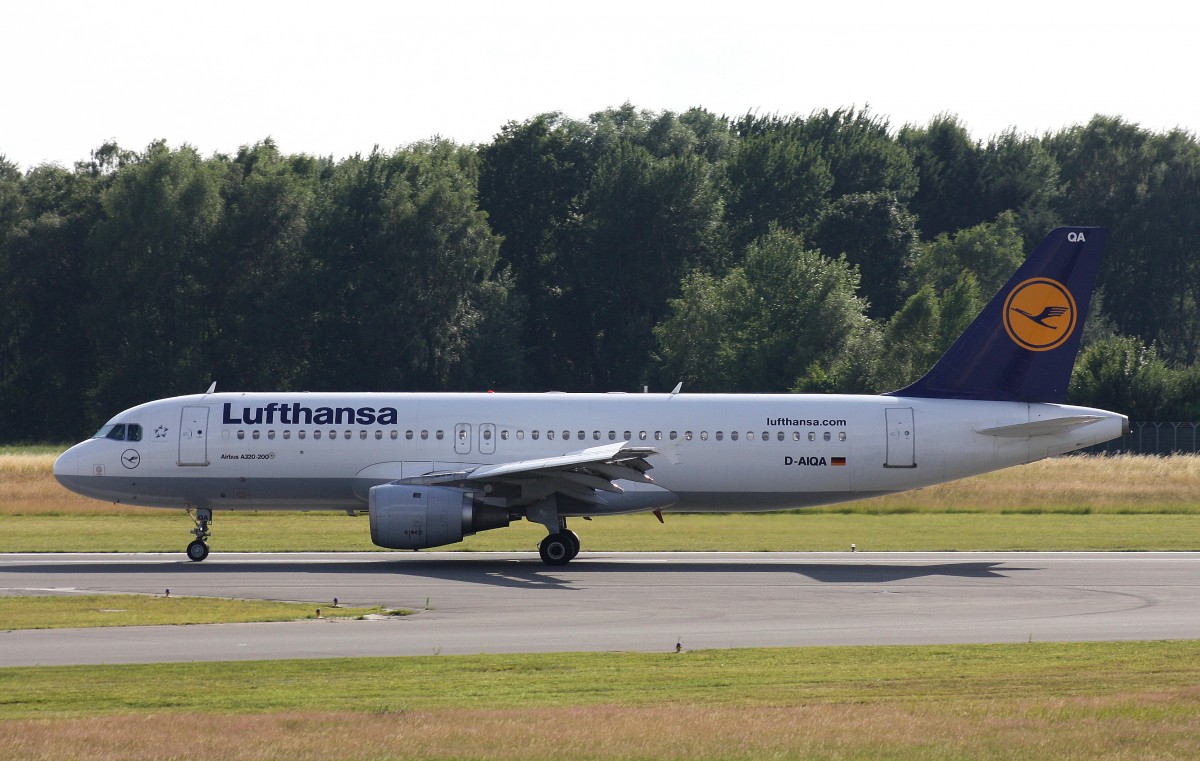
[{"left": 0, "top": 554, "right": 1040, "bottom": 592}]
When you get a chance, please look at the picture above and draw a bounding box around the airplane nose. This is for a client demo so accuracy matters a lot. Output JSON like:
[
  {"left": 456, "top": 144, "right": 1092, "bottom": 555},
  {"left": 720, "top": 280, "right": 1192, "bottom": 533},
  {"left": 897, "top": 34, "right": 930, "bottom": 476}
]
[{"left": 53, "top": 447, "right": 78, "bottom": 484}]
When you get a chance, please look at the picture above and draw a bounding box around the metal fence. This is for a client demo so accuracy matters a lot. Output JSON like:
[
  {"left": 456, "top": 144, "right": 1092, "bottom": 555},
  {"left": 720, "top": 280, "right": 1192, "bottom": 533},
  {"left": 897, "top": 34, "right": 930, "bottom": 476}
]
[{"left": 1080, "top": 422, "right": 1200, "bottom": 455}]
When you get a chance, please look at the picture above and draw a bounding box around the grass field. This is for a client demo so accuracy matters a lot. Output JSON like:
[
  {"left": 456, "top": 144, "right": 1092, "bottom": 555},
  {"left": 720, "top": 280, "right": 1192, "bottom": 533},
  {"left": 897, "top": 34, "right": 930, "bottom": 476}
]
[
  {"left": 3, "top": 452, "right": 1200, "bottom": 553},
  {"left": 0, "top": 594, "right": 391, "bottom": 630},
  {"left": 2, "top": 642, "right": 1199, "bottom": 760}
]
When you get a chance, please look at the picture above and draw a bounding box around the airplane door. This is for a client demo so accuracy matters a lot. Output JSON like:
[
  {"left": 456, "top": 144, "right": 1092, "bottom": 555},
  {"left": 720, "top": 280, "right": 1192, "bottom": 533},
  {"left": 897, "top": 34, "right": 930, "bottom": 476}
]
[
  {"left": 479, "top": 423, "right": 496, "bottom": 455},
  {"left": 454, "top": 423, "right": 472, "bottom": 455},
  {"left": 884, "top": 407, "right": 916, "bottom": 468},
  {"left": 179, "top": 406, "right": 210, "bottom": 466}
]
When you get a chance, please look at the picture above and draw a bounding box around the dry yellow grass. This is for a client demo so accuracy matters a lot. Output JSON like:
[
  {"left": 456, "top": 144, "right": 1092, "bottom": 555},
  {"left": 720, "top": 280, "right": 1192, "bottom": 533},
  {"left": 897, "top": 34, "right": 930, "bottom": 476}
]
[
  {"left": 867, "top": 454, "right": 1200, "bottom": 512},
  {"left": 8, "top": 451, "right": 1200, "bottom": 515},
  {"left": 4, "top": 696, "right": 1198, "bottom": 761}
]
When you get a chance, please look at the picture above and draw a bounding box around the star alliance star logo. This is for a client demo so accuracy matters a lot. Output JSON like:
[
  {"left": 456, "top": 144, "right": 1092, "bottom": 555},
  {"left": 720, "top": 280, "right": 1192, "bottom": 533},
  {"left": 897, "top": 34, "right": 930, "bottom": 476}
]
[{"left": 154, "top": 425, "right": 169, "bottom": 438}]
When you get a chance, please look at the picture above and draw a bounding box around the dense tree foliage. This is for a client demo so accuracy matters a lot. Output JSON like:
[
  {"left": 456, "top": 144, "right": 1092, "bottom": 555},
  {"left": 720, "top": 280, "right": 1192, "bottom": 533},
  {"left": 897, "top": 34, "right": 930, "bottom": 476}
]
[{"left": 4, "top": 106, "right": 1200, "bottom": 441}]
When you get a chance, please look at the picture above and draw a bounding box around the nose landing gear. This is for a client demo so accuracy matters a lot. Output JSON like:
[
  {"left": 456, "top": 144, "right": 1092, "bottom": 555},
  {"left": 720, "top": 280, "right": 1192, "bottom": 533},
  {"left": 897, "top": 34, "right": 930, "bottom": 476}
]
[{"left": 186, "top": 508, "right": 212, "bottom": 561}]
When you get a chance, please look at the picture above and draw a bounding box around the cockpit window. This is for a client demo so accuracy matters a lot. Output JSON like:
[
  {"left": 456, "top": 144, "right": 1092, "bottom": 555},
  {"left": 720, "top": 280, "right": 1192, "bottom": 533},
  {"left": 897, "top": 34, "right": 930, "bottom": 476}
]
[
  {"left": 93, "top": 423, "right": 142, "bottom": 442},
  {"left": 104, "top": 424, "right": 126, "bottom": 441}
]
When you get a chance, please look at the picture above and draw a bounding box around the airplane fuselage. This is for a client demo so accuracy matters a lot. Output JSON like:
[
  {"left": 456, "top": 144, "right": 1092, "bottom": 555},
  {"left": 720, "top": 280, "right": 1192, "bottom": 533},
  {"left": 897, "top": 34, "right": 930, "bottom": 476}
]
[{"left": 54, "top": 391, "right": 1128, "bottom": 516}]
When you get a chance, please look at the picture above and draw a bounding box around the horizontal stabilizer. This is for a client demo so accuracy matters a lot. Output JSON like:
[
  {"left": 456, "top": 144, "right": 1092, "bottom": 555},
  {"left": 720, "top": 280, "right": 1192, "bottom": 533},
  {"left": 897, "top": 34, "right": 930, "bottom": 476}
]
[{"left": 975, "top": 415, "right": 1106, "bottom": 437}]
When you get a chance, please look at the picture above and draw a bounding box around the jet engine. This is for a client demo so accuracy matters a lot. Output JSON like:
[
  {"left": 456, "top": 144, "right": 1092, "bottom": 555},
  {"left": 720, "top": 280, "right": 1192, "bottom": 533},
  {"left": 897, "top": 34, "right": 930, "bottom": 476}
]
[{"left": 368, "top": 484, "right": 511, "bottom": 550}]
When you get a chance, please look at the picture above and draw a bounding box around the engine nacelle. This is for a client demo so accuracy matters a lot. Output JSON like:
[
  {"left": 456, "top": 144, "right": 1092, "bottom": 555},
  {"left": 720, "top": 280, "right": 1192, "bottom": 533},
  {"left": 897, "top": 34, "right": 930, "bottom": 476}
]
[{"left": 368, "top": 484, "right": 511, "bottom": 550}]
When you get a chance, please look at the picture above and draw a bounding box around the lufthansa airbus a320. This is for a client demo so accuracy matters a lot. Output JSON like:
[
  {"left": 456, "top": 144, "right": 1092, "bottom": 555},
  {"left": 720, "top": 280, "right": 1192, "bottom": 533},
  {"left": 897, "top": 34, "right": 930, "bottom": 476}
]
[{"left": 55, "top": 228, "right": 1127, "bottom": 564}]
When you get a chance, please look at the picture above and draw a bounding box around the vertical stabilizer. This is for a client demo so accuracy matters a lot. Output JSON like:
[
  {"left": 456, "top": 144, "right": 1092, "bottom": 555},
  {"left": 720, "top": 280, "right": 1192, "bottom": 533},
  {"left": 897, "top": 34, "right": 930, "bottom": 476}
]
[{"left": 888, "top": 227, "right": 1108, "bottom": 403}]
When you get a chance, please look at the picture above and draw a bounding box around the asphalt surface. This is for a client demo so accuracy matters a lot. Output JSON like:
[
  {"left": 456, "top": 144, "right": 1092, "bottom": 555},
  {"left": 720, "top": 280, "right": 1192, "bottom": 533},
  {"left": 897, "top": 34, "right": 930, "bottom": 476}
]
[{"left": 2, "top": 551, "right": 1199, "bottom": 666}]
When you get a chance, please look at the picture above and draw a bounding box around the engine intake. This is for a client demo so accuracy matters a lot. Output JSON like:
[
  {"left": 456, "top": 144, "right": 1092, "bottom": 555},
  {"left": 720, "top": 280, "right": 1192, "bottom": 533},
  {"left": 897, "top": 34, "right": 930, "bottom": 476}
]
[{"left": 368, "top": 484, "right": 510, "bottom": 550}]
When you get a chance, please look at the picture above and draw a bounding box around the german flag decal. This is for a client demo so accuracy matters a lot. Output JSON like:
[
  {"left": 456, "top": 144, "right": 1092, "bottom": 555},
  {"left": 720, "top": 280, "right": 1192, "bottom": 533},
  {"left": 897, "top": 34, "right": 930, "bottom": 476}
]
[{"left": 831, "top": 457, "right": 847, "bottom": 466}]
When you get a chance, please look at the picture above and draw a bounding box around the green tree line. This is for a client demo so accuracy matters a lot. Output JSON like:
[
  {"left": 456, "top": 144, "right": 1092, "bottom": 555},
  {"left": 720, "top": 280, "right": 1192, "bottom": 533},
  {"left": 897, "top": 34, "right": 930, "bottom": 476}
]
[{"left": 3, "top": 106, "right": 1200, "bottom": 441}]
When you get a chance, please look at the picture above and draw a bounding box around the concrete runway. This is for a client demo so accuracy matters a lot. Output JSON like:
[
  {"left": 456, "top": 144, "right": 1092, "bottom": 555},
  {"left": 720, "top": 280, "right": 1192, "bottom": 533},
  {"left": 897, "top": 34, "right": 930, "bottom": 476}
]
[{"left": 2, "top": 551, "right": 1199, "bottom": 666}]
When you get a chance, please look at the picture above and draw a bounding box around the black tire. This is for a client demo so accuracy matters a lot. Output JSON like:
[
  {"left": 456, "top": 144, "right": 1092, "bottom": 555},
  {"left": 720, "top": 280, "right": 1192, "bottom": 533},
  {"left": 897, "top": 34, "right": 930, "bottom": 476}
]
[
  {"left": 538, "top": 533, "right": 573, "bottom": 565},
  {"left": 186, "top": 540, "right": 210, "bottom": 562},
  {"left": 563, "top": 529, "right": 581, "bottom": 560}
]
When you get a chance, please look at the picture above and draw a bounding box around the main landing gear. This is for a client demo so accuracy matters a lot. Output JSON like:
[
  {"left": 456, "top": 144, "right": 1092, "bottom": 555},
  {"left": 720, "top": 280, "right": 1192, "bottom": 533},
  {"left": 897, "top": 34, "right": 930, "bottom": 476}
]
[
  {"left": 186, "top": 507, "right": 212, "bottom": 561},
  {"left": 538, "top": 529, "right": 580, "bottom": 566}
]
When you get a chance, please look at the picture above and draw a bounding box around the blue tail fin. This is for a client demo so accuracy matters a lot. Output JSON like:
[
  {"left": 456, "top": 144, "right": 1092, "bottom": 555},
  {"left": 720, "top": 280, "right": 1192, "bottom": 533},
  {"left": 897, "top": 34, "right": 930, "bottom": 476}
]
[{"left": 888, "top": 227, "right": 1109, "bottom": 403}]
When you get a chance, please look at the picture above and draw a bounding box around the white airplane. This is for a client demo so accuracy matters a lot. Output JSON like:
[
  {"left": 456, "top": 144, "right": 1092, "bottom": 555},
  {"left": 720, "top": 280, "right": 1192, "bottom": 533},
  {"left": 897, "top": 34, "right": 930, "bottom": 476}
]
[{"left": 55, "top": 227, "right": 1127, "bottom": 564}]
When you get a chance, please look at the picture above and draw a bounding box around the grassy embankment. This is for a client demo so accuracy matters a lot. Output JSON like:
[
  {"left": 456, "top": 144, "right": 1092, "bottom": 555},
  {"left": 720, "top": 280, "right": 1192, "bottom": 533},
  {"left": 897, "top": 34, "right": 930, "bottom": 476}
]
[
  {"left": 4, "top": 452, "right": 1199, "bottom": 552},
  {"left": 1, "top": 642, "right": 1199, "bottom": 760}
]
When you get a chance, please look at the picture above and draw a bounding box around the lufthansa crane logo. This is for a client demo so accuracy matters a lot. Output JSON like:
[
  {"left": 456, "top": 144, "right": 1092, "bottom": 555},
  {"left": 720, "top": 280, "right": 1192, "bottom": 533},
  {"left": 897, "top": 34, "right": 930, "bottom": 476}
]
[{"left": 1002, "top": 278, "right": 1078, "bottom": 351}]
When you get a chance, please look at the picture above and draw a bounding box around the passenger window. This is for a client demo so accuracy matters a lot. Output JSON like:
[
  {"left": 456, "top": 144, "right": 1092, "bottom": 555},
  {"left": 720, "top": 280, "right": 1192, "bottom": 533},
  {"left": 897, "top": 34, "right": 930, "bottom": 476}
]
[
  {"left": 517, "top": 430, "right": 525, "bottom": 440},
  {"left": 458, "top": 429, "right": 468, "bottom": 442},
  {"left": 808, "top": 432, "right": 816, "bottom": 442},
  {"left": 360, "top": 431, "right": 367, "bottom": 440},
  {"left": 391, "top": 430, "right": 398, "bottom": 440},
  {"left": 639, "top": 431, "right": 647, "bottom": 440},
  {"left": 700, "top": 431, "right": 708, "bottom": 441},
  {"left": 484, "top": 429, "right": 493, "bottom": 441},
  {"left": 716, "top": 431, "right": 723, "bottom": 441},
  {"left": 237, "top": 430, "right": 245, "bottom": 440},
  {"left": 624, "top": 431, "right": 631, "bottom": 440},
  {"left": 421, "top": 431, "right": 429, "bottom": 440},
  {"left": 252, "top": 430, "right": 261, "bottom": 440},
  {"left": 731, "top": 431, "right": 739, "bottom": 441},
  {"left": 299, "top": 430, "right": 306, "bottom": 440},
  {"left": 655, "top": 431, "right": 662, "bottom": 441},
  {"left": 824, "top": 431, "right": 831, "bottom": 441},
  {"left": 268, "top": 430, "right": 276, "bottom": 440},
  {"left": 608, "top": 431, "right": 616, "bottom": 441},
  {"left": 532, "top": 431, "right": 540, "bottom": 440},
  {"left": 436, "top": 430, "right": 444, "bottom": 440},
  {"left": 684, "top": 431, "right": 693, "bottom": 441},
  {"left": 314, "top": 430, "right": 322, "bottom": 440},
  {"left": 501, "top": 430, "right": 509, "bottom": 440},
  {"left": 777, "top": 431, "right": 784, "bottom": 442},
  {"left": 375, "top": 431, "right": 382, "bottom": 440},
  {"left": 562, "top": 430, "right": 570, "bottom": 440},
  {"left": 547, "top": 430, "right": 555, "bottom": 440},
  {"left": 593, "top": 431, "right": 600, "bottom": 441},
  {"left": 747, "top": 432, "right": 755, "bottom": 441},
  {"left": 283, "top": 430, "right": 291, "bottom": 440},
  {"left": 578, "top": 431, "right": 585, "bottom": 440},
  {"left": 670, "top": 431, "right": 678, "bottom": 440},
  {"left": 761, "top": 432, "right": 768, "bottom": 441},
  {"left": 839, "top": 432, "right": 847, "bottom": 441},
  {"left": 406, "top": 431, "right": 414, "bottom": 440},
  {"left": 329, "top": 429, "right": 336, "bottom": 440}
]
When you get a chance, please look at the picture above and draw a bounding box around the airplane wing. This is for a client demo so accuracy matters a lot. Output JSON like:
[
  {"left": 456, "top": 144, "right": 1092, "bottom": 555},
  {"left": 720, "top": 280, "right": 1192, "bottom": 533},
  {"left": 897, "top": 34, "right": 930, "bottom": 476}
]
[{"left": 398, "top": 440, "right": 666, "bottom": 506}]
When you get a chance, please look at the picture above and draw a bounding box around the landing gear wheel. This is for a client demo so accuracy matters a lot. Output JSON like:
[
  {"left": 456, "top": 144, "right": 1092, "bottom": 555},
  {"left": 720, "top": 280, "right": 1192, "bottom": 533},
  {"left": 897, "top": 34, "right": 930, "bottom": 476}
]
[
  {"left": 539, "top": 533, "right": 574, "bottom": 566},
  {"left": 187, "top": 507, "right": 212, "bottom": 561},
  {"left": 563, "top": 529, "right": 581, "bottom": 560},
  {"left": 186, "top": 540, "right": 210, "bottom": 562}
]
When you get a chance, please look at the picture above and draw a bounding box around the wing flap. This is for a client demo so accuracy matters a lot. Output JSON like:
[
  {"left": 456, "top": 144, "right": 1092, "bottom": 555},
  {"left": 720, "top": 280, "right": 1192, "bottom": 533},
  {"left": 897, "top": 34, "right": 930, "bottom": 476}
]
[{"left": 397, "top": 440, "right": 663, "bottom": 507}]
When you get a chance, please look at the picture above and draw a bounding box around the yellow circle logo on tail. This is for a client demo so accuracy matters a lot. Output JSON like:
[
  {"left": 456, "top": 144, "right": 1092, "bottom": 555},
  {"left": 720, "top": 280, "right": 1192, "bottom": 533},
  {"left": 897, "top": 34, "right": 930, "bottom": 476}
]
[{"left": 1002, "top": 278, "right": 1077, "bottom": 351}]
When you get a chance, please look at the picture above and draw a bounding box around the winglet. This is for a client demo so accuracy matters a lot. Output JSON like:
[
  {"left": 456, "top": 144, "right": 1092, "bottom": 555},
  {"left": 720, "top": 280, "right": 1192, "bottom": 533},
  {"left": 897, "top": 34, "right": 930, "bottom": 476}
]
[{"left": 888, "top": 227, "right": 1108, "bottom": 403}]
